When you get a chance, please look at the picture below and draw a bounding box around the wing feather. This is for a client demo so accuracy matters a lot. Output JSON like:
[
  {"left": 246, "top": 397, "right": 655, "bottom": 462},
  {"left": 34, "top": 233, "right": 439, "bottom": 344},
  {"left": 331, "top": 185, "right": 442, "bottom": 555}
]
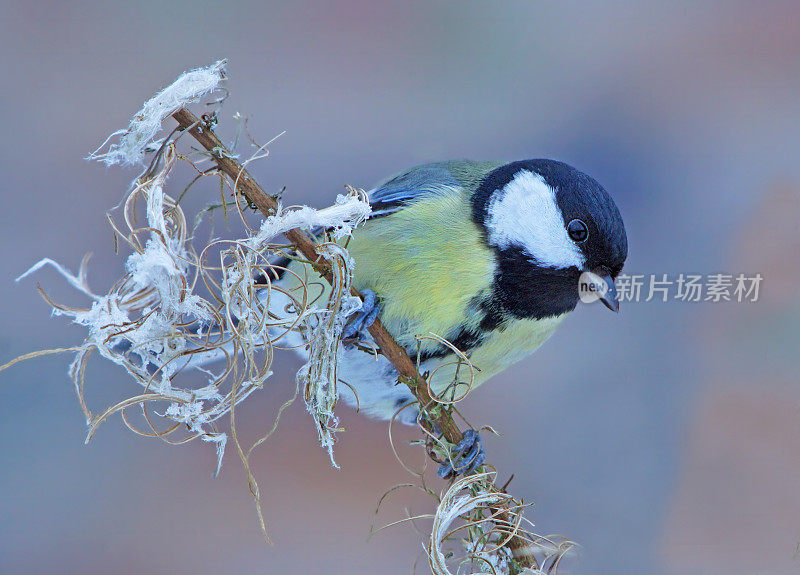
[{"left": 368, "top": 162, "right": 461, "bottom": 218}]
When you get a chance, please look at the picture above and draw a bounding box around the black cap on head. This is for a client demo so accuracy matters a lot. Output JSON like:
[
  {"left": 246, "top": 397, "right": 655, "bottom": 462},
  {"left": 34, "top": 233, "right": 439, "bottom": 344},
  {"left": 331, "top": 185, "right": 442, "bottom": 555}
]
[
  {"left": 527, "top": 159, "right": 627, "bottom": 276},
  {"left": 472, "top": 159, "right": 628, "bottom": 319}
]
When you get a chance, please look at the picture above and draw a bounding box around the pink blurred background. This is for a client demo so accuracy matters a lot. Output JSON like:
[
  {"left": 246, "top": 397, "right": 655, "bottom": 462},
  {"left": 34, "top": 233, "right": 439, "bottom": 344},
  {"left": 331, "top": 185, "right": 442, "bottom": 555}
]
[{"left": 1, "top": 2, "right": 800, "bottom": 574}]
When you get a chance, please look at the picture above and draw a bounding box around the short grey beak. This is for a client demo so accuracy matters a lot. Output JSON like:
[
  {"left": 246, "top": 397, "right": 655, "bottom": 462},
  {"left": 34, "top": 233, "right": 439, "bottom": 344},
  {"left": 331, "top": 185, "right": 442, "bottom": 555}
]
[{"left": 593, "top": 267, "right": 619, "bottom": 312}]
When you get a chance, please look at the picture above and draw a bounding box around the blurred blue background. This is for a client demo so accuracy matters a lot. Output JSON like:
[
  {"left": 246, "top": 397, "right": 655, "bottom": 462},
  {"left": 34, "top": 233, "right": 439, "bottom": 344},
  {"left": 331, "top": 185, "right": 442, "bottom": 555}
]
[{"left": 1, "top": 1, "right": 799, "bottom": 574}]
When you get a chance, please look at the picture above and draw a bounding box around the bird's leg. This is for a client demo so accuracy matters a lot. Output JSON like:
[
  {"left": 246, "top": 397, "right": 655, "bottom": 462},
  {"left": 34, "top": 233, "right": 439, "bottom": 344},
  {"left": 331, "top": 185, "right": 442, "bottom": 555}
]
[
  {"left": 341, "top": 289, "right": 381, "bottom": 340},
  {"left": 437, "top": 429, "right": 486, "bottom": 479}
]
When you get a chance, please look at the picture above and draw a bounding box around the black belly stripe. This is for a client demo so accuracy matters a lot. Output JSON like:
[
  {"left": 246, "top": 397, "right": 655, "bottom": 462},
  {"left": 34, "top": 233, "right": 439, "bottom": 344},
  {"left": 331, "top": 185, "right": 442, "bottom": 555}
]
[
  {"left": 416, "top": 328, "right": 483, "bottom": 362},
  {"left": 414, "top": 297, "right": 507, "bottom": 362}
]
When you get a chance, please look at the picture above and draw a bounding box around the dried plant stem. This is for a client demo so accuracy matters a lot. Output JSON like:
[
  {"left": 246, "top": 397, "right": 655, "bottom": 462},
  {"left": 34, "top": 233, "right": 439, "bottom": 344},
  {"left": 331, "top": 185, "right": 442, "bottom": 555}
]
[
  {"left": 171, "top": 109, "right": 460, "bottom": 440},
  {"left": 171, "top": 108, "right": 538, "bottom": 571}
]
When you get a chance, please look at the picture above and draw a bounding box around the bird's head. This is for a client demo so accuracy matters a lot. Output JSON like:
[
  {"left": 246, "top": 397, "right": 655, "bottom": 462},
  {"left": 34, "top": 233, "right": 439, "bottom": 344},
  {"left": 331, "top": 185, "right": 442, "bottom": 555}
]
[{"left": 472, "top": 159, "right": 628, "bottom": 319}]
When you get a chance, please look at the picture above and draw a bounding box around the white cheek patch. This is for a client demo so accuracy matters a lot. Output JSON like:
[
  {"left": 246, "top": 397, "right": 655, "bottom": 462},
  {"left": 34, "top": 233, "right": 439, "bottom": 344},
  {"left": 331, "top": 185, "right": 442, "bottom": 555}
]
[{"left": 486, "top": 170, "right": 585, "bottom": 269}]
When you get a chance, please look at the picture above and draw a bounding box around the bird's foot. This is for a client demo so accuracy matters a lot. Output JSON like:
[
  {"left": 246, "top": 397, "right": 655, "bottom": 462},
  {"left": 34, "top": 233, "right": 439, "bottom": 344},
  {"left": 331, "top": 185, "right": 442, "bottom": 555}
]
[
  {"left": 437, "top": 429, "right": 486, "bottom": 479},
  {"left": 342, "top": 289, "right": 381, "bottom": 340}
]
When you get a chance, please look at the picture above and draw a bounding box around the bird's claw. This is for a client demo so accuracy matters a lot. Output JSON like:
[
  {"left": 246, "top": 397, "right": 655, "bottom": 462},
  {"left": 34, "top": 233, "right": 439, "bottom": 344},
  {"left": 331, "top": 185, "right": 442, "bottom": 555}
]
[
  {"left": 437, "top": 429, "right": 486, "bottom": 479},
  {"left": 342, "top": 289, "right": 381, "bottom": 340}
]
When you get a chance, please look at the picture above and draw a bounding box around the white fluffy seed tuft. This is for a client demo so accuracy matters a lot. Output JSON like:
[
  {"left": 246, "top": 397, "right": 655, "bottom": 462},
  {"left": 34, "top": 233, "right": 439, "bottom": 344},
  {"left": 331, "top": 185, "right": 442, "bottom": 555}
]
[{"left": 88, "top": 60, "right": 227, "bottom": 167}]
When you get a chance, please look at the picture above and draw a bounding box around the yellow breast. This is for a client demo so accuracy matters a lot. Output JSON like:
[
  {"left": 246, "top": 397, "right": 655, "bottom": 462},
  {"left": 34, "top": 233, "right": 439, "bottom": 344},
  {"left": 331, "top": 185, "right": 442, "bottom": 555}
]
[
  {"left": 346, "top": 190, "right": 496, "bottom": 354},
  {"left": 424, "top": 314, "right": 565, "bottom": 396}
]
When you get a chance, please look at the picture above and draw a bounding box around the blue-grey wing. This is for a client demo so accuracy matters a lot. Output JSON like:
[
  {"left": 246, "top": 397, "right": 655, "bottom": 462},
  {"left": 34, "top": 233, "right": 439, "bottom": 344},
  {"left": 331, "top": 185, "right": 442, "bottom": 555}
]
[
  {"left": 296, "top": 163, "right": 459, "bottom": 237},
  {"left": 368, "top": 162, "right": 462, "bottom": 218}
]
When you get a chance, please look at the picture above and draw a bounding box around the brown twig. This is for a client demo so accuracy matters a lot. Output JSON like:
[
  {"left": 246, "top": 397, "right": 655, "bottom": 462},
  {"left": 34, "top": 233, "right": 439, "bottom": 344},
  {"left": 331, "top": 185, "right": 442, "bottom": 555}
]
[{"left": 171, "top": 107, "right": 538, "bottom": 571}]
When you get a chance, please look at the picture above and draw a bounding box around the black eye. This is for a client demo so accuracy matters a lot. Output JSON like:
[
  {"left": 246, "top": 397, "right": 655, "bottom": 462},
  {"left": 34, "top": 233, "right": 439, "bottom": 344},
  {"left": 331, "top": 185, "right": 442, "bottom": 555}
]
[{"left": 567, "top": 219, "right": 588, "bottom": 242}]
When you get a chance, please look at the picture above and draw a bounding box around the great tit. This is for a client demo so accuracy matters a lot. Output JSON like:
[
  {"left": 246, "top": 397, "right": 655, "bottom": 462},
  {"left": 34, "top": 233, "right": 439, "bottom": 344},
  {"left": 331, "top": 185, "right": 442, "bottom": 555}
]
[{"left": 272, "top": 159, "right": 628, "bottom": 431}]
